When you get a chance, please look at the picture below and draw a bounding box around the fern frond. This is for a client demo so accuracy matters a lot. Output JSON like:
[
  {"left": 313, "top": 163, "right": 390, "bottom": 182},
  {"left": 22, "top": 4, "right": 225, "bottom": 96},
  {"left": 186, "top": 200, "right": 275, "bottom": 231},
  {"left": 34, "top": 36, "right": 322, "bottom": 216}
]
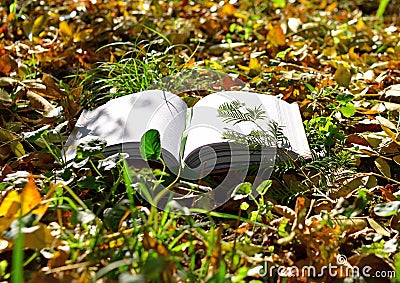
[
  {"left": 218, "top": 100, "right": 267, "bottom": 125},
  {"left": 245, "top": 105, "right": 266, "bottom": 121}
]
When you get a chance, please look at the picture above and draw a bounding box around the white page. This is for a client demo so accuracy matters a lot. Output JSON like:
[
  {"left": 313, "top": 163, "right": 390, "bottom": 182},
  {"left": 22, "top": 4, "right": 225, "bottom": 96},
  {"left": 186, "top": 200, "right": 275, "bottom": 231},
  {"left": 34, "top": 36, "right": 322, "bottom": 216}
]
[
  {"left": 183, "top": 91, "right": 310, "bottom": 161},
  {"left": 64, "top": 90, "right": 187, "bottom": 161},
  {"left": 183, "top": 91, "right": 278, "bottom": 160}
]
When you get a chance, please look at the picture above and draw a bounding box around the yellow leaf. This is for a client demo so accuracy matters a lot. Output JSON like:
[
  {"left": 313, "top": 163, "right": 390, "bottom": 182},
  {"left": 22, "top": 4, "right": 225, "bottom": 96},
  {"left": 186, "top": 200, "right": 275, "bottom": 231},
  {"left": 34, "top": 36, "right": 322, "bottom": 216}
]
[
  {"left": 23, "top": 223, "right": 54, "bottom": 250},
  {"left": 0, "top": 191, "right": 19, "bottom": 218},
  {"left": 323, "top": 46, "right": 337, "bottom": 58},
  {"left": 375, "top": 116, "right": 400, "bottom": 145},
  {"left": 0, "top": 191, "right": 19, "bottom": 233},
  {"left": 334, "top": 64, "right": 352, "bottom": 88},
  {"left": 248, "top": 58, "right": 262, "bottom": 76},
  {"left": 267, "top": 24, "right": 286, "bottom": 47},
  {"left": 31, "top": 14, "right": 48, "bottom": 37},
  {"left": 10, "top": 141, "right": 25, "bottom": 158},
  {"left": 375, "top": 157, "right": 391, "bottom": 178},
  {"left": 59, "top": 21, "right": 73, "bottom": 40},
  {"left": 21, "top": 175, "right": 42, "bottom": 215},
  {"left": 221, "top": 3, "right": 236, "bottom": 16}
]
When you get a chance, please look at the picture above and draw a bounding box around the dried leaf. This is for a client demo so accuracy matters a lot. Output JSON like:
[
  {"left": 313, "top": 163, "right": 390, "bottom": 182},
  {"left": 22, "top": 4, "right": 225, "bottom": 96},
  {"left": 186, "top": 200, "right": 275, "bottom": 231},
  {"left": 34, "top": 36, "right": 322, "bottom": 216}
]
[
  {"left": 0, "top": 128, "right": 25, "bottom": 158},
  {"left": 21, "top": 175, "right": 43, "bottom": 215},
  {"left": 375, "top": 116, "right": 400, "bottom": 145},
  {"left": 267, "top": 24, "right": 286, "bottom": 47},
  {"left": 0, "top": 55, "right": 18, "bottom": 75},
  {"left": 367, "top": 217, "right": 391, "bottom": 237},
  {"left": 59, "top": 21, "right": 73, "bottom": 40},
  {"left": 31, "top": 14, "right": 49, "bottom": 37},
  {"left": 0, "top": 88, "right": 12, "bottom": 102},
  {"left": 393, "top": 155, "right": 400, "bottom": 165},
  {"left": 375, "top": 157, "right": 391, "bottom": 178},
  {"left": 23, "top": 223, "right": 54, "bottom": 250},
  {"left": 334, "top": 64, "right": 352, "bottom": 88},
  {"left": 273, "top": 205, "right": 296, "bottom": 221},
  {"left": 27, "top": 90, "right": 55, "bottom": 112},
  {"left": 333, "top": 217, "right": 368, "bottom": 233}
]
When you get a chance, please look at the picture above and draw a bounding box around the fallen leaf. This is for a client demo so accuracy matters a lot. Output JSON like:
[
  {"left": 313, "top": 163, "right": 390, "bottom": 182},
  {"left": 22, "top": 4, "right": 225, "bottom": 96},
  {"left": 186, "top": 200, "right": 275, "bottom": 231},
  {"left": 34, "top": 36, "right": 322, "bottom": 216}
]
[
  {"left": 27, "top": 90, "right": 55, "bottom": 113},
  {"left": 375, "top": 157, "right": 391, "bottom": 178},
  {"left": 21, "top": 175, "right": 43, "bottom": 215},
  {"left": 59, "top": 21, "right": 73, "bottom": 41},
  {"left": 0, "top": 54, "right": 18, "bottom": 75},
  {"left": 31, "top": 14, "right": 49, "bottom": 37},
  {"left": 0, "top": 128, "right": 25, "bottom": 158},
  {"left": 334, "top": 64, "right": 352, "bottom": 88},
  {"left": 267, "top": 24, "right": 286, "bottom": 47},
  {"left": 367, "top": 217, "right": 391, "bottom": 237}
]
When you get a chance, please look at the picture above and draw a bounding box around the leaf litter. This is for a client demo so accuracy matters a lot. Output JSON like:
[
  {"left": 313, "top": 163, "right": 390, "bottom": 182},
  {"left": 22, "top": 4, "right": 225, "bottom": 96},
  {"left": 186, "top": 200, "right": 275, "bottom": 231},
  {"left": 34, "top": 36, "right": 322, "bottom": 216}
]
[{"left": 0, "top": 0, "right": 400, "bottom": 282}]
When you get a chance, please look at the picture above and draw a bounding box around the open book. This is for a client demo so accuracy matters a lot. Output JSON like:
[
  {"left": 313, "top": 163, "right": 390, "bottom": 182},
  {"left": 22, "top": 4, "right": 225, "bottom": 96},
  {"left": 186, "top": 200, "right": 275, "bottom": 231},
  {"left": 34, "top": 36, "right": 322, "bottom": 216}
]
[{"left": 64, "top": 90, "right": 310, "bottom": 177}]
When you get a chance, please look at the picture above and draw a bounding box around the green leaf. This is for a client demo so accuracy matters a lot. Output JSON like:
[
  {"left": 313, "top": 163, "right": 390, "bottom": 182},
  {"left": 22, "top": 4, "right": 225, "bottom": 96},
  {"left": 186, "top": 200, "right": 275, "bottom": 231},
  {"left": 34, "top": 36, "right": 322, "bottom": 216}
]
[
  {"left": 374, "top": 201, "right": 400, "bottom": 217},
  {"left": 255, "top": 180, "right": 272, "bottom": 196},
  {"left": 336, "top": 93, "right": 354, "bottom": 103},
  {"left": 76, "top": 136, "right": 107, "bottom": 160},
  {"left": 340, "top": 103, "right": 355, "bottom": 117},
  {"left": 231, "top": 182, "right": 252, "bottom": 200},
  {"left": 140, "top": 129, "right": 161, "bottom": 161},
  {"left": 22, "top": 125, "right": 50, "bottom": 142},
  {"left": 240, "top": 201, "right": 250, "bottom": 211},
  {"left": 271, "top": 0, "right": 286, "bottom": 8}
]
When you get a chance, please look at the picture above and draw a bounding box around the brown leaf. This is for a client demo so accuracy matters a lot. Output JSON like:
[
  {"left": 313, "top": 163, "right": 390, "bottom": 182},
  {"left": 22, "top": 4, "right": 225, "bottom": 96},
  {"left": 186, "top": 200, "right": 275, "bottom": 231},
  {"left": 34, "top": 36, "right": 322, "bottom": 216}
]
[
  {"left": 0, "top": 54, "right": 17, "bottom": 75},
  {"left": 27, "top": 90, "right": 55, "bottom": 113},
  {"left": 41, "top": 74, "right": 64, "bottom": 98},
  {"left": 375, "top": 157, "right": 391, "bottom": 178},
  {"left": 348, "top": 254, "right": 394, "bottom": 283},
  {"left": 379, "top": 185, "right": 397, "bottom": 202},
  {"left": 273, "top": 205, "right": 296, "bottom": 221}
]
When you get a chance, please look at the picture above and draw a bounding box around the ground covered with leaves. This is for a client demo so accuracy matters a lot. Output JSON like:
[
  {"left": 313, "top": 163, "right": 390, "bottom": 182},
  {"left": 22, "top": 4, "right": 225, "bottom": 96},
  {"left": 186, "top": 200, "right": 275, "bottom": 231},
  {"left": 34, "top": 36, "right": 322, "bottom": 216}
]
[{"left": 1, "top": 0, "right": 400, "bottom": 282}]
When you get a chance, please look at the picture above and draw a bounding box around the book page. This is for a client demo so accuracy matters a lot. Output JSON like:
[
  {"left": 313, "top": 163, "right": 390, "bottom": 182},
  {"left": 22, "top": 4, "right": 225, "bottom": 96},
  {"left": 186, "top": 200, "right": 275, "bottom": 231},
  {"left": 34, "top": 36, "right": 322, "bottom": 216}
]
[
  {"left": 183, "top": 91, "right": 310, "bottom": 163},
  {"left": 64, "top": 90, "right": 187, "bottom": 162},
  {"left": 183, "top": 91, "right": 277, "bottom": 161}
]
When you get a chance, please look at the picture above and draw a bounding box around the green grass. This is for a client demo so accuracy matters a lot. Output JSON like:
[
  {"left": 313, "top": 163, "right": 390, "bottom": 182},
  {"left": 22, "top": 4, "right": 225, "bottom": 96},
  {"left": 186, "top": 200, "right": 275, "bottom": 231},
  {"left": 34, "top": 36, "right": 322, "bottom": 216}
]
[{"left": 79, "top": 38, "right": 190, "bottom": 109}]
